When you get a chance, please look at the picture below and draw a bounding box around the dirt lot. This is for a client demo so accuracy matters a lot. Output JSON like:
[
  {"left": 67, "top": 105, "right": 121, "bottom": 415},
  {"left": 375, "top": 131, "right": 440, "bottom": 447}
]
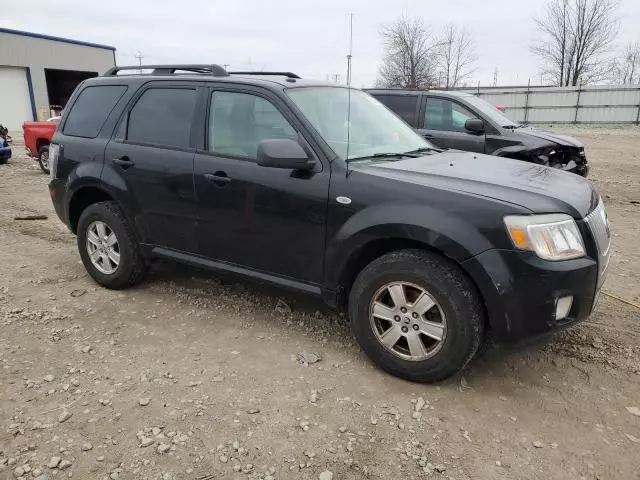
[{"left": 1, "top": 126, "right": 639, "bottom": 480}]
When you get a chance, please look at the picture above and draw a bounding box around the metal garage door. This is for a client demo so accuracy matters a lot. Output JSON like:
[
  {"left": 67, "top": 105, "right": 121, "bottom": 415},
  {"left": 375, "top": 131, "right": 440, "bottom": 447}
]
[{"left": 0, "top": 66, "right": 33, "bottom": 130}]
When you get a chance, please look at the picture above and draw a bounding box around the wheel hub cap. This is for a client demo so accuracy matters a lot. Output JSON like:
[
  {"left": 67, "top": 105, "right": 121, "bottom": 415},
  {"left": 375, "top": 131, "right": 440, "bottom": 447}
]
[
  {"left": 369, "top": 281, "right": 447, "bottom": 361},
  {"left": 86, "top": 221, "right": 120, "bottom": 275}
]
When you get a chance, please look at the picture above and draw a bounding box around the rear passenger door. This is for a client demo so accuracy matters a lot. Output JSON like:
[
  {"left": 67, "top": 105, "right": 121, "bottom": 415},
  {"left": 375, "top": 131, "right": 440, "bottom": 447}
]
[
  {"left": 104, "top": 83, "right": 199, "bottom": 253},
  {"left": 417, "top": 96, "right": 485, "bottom": 153}
]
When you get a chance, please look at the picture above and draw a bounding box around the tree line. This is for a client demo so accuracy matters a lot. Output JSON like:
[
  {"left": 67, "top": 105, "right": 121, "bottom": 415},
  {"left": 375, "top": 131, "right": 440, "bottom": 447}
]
[{"left": 377, "top": 0, "right": 639, "bottom": 89}]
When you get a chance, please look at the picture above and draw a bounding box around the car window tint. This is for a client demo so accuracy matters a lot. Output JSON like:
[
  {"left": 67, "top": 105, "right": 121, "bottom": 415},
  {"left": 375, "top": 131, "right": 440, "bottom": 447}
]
[
  {"left": 127, "top": 88, "right": 196, "bottom": 148},
  {"left": 425, "top": 98, "right": 477, "bottom": 132},
  {"left": 208, "top": 91, "right": 297, "bottom": 159},
  {"left": 63, "top": 86, "right": 127, "bottom": 138},
  {"left": 373, "top": 95, "right": 418, "bottom": 125}
]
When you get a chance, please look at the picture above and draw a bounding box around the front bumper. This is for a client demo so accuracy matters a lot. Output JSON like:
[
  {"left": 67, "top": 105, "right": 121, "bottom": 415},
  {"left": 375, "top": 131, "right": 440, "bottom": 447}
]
[
  {"left": 0, "top": 147, "right": 11, "bottom": 160},
  {"left": 462, "top": 249, "right": 602, "bottom": 343}
]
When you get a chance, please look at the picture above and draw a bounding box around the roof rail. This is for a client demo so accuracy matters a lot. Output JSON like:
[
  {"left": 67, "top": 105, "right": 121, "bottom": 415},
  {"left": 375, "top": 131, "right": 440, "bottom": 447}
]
[
  {"left": 103, "top": 64, "right": 229, "bottom": 77},
  {"left": 228, "top": 71, "right": 301, "bottom": 79}
]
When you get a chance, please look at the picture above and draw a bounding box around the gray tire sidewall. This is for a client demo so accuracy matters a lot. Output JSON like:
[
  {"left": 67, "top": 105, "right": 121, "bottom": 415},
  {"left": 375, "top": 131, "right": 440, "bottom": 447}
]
[
  {"left": 38, "top": 146, "right": 50, "bottom": 174},
  {"left": 76, "top": 202, "right": 135, "bottom": 288},
  {"left": 348, "top": 250, "right": 483, "bottom": 382}
]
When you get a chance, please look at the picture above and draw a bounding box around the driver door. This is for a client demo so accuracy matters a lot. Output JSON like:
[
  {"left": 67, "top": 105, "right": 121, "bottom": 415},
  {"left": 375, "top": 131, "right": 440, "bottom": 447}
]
[{"left": 417, "top": 96, "right": 486, "bottom": 153}]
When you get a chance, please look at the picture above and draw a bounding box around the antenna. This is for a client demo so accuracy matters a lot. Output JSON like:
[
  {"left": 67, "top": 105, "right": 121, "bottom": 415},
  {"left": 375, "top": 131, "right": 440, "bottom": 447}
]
[
  {"left": 346, "top": 13, "right": 353, "bottom": 86},
  {"left": 345, "top": 12, "right": 354, "bottom": 173}
]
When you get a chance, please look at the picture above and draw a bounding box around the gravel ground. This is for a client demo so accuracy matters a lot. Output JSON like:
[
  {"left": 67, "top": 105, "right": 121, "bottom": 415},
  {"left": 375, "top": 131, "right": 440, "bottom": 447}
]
[{"left": 1, "top": 126, "right": 639, "bottom": 480}]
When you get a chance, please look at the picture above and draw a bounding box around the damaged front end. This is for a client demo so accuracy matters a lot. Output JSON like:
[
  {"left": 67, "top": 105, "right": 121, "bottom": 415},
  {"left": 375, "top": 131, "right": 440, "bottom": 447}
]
[
  {"left": 530, "top": 146, "right": 589, "bottom": 177},
  {"left": 495, "top": 144, "right": 589, "bottom": 178}
]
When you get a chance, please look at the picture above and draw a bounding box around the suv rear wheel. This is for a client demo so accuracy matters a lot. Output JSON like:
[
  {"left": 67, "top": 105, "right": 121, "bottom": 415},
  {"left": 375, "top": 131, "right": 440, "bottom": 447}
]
[
  {"left": 38, "top": 145, "right": 50, "bottom": 174},
  {"left": 348, "top": 249, "right": 484, "bottom": 382},
  {"left": 77, "top": 201, "right": 146, "bottom": 289}
]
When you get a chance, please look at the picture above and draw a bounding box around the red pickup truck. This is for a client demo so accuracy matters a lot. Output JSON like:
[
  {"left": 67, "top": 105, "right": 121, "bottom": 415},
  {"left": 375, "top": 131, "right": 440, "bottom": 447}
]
[{"left": 22, "top": 117, "right": 60, "bottom": 174}]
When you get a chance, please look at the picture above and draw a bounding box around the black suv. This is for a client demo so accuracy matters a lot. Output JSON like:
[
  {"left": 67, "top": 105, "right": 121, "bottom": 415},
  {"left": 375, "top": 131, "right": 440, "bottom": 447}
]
[
  {"left": 48, "top": 64, "right": 610, "bottom": 382},
  {"left": 367, "top": 89, "right": 589, "bottom": 177}
]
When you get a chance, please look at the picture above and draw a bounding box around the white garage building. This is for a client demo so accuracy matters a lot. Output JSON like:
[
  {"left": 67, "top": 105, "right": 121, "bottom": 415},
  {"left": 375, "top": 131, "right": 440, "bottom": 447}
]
[{"left": 0, "top": 28, "right": 116, "bottom": 130}]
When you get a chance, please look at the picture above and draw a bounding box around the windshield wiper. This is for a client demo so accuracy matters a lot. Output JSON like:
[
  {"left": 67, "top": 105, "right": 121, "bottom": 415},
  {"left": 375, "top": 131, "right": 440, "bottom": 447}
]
[
  {"left": 502, "top": 124, "right": 523, "bottom": 129},
  {"left": 404, "top": 146, "right": 443, "bottom": 155},
  {"left": 347, "top": 152, "right": 418, "bottom": 162}
]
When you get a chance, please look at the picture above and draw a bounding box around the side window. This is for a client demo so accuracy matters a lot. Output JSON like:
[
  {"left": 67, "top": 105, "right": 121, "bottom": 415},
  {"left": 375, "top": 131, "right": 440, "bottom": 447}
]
[
  {"left": 63, "top": 85, "right": 127, "bottom": 138},
  {"left": 425, "top": 98, "right": 477, "bottom": 132},
  {"left": 373, "top": 95, "right": 418, "bottom": 125},
  {"left": 127, "top": 88, "right": 196, "bottom": 148},
  {"left": 208, "top": 91, "right": 297, "bottom": 159}
]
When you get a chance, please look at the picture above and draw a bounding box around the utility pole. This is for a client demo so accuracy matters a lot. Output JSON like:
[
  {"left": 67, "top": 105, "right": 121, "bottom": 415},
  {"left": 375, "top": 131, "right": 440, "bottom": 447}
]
[
  {"left": 134, "top": 51, "right": 143, "bottom": 72},
  {"left": 346, "top": 13, "right": 354, "bottom": 87},
  {"left": 223, "top": 64, "right": 230, "bottom": 71},
  {"left": 492, "top": 67, "right": 498, "bottom": 87}
]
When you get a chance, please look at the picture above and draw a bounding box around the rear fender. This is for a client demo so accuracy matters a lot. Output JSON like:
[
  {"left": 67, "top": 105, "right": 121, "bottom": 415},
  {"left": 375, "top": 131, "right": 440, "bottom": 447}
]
[{"left": 64, "top": 162, "right": 140, "bottom": 236}]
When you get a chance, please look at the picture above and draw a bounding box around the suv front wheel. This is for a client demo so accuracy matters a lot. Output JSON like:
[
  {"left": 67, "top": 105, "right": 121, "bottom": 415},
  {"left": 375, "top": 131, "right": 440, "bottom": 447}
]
[
  {"left": 348, "top": 249, "right": 484, "bottom": 382},
  {"left": 77, "top": 201, "right": 146, "bottom": 289}
]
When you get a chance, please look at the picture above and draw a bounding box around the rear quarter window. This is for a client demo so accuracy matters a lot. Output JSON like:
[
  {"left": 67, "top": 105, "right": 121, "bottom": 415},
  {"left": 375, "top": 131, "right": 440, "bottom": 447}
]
[
  {"left": 63, "top": 85, "right": 127, "bottom": 138},
  {"left": 372, "top": 94, "right": 419, "bottom": 126}
]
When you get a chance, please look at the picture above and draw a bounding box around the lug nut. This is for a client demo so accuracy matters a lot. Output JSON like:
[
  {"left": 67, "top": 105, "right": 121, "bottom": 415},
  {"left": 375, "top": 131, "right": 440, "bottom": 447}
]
[
  {"left": 401, "top": 326, "right": 408, "bottom": 333},
  {"left": 412, "top": 324, "right": 419, "bottom": 331},
  {"left": 394, "top": 315, "right": 401, "bottom": 322},
  {"left": 400, "top": 307, "right": 407, "bottom": 313},
  {"left": 412, "top": 312, "right": 419, "bottom": 319}
]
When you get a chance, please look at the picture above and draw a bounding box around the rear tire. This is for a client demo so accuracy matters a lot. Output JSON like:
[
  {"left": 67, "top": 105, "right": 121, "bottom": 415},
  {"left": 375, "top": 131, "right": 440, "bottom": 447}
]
[
  {"left": 77, "top": 201, "right": 146, "bottom": 289},
  {"left": 38, "top": 146, "right": 50, "bottom": 174},
  {"left": 348, "top": 249, "right": 484, "bottom": 382}
]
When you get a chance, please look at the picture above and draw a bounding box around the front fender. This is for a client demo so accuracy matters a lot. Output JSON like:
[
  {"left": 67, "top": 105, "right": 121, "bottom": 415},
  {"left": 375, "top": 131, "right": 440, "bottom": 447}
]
[{"left": 324, "top": 204, "right": 495, "bottom": 290}]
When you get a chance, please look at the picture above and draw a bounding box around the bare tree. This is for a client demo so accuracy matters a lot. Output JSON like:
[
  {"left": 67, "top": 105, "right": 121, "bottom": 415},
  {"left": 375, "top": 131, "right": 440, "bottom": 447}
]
[
  {"left": 436, "top": 25, "right": 477, "bottom": 88},
  {"left": 377, "top": 16, "right": 440, "bottom": 88},
  {"left": 532, "top": 0, "right": 619, "bottom": 86},
  {"left": 608, "top": 41, "right": 640, "bottom": 84}
]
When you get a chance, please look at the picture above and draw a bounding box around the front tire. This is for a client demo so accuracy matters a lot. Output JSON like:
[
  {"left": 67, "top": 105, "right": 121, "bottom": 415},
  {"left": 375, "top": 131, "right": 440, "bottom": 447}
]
[
  {"left": 38, "top": 146, "right": 50, "bottom": 174},
  {"left": 348, "top": 249, "right": 484, "bottom": 382},
  {"left": 77, "top": 201, "right": 146, "bottom": 289}
]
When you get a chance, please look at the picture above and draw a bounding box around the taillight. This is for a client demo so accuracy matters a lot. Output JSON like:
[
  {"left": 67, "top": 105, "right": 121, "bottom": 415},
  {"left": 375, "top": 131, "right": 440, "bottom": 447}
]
[{"left": 49, "top": 143, "right": 60, "bottom": 180}]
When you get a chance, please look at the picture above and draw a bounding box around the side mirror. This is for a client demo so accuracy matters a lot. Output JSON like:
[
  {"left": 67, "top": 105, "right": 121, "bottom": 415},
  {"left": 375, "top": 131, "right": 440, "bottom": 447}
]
[
  {"left": 465, "top": 118, "right": 485, "bottom": 134},
  {"left": 257, "top": 139, "right": 315, "bottom": 170}
]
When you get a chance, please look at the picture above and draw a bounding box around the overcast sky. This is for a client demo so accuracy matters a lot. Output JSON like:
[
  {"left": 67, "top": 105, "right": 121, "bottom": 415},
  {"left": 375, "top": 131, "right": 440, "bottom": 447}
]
[{"left": 4, "top": 0, "right": 640, "bottom": 87}]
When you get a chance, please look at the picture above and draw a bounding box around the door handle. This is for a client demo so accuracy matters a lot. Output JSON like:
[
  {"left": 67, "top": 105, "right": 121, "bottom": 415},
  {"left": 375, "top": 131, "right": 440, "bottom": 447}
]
[
  {"left": 204, "top": 172, "right": 231, "bottom": 185},
  {"left": 112, "top": 156, "right": 135, "bottom": 169}
]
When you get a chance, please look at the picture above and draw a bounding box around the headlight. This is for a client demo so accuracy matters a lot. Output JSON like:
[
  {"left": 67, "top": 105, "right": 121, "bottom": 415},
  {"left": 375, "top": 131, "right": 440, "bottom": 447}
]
[{"left": 504, "top": 214, "right": 585, "bottom": 261}]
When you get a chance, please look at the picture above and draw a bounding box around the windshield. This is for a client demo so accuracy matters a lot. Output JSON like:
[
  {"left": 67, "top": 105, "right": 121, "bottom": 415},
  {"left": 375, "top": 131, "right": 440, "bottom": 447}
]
[
  {"left": 463, "top": 95, "right": 519, "bottom": 127},
  {"left": 287, "top": 87, "right": 432, "bottom": 160}
]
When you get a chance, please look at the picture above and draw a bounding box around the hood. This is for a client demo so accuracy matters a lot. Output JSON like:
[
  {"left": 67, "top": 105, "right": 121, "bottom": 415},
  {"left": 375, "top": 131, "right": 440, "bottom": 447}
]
[
  {"left": 517, "top": 127, "right": 583, "bottom": 149},
  {"left": 354, "top": 151, "right": 597, "bottom": 218}
]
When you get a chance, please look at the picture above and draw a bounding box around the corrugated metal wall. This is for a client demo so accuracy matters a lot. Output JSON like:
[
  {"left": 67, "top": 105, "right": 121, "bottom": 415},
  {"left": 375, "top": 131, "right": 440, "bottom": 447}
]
[{"left": 456, "top": 85, "right": 640, "bottom": 124}]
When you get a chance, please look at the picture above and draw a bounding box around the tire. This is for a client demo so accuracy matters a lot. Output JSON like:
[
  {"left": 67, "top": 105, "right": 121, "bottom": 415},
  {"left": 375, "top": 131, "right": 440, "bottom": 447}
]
[
  {"left": 77, "top": 201, "right": 146, "bottom": 289},
  {"left": 38, "top": 146, "right": 50, "bottom": 174},
  {"left": 0, "top": 157, "right": 7, "bottom": 165},
  {"left": 348, "top": 249, "right": 484, "bottom": 383}
]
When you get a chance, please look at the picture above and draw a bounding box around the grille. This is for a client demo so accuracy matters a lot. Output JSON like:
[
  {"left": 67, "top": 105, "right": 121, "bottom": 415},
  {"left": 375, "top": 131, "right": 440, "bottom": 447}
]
[{"left": 585, "top": 199, "right": 611, "bottom": 258}]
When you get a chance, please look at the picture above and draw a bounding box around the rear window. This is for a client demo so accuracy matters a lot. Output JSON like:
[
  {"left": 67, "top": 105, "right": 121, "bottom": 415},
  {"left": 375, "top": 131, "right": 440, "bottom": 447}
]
[
  {"left": 372, "top": 94, "right": 418, "bottom": 125},
  {"left": 63, "top": 86, "right": 127, "bottom": 138},
  {"left": 126, "top": 88, "right": 197, "bottom": 149}
]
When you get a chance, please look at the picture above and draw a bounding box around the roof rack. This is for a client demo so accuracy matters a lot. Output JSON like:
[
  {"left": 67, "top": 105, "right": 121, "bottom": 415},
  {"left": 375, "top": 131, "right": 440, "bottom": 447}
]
[
  {"left": 228, "top": 71, "right": 301, "bottom": 79},
  {"left": 103, "top": 64, "right": 229, "bottom": 77}
]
